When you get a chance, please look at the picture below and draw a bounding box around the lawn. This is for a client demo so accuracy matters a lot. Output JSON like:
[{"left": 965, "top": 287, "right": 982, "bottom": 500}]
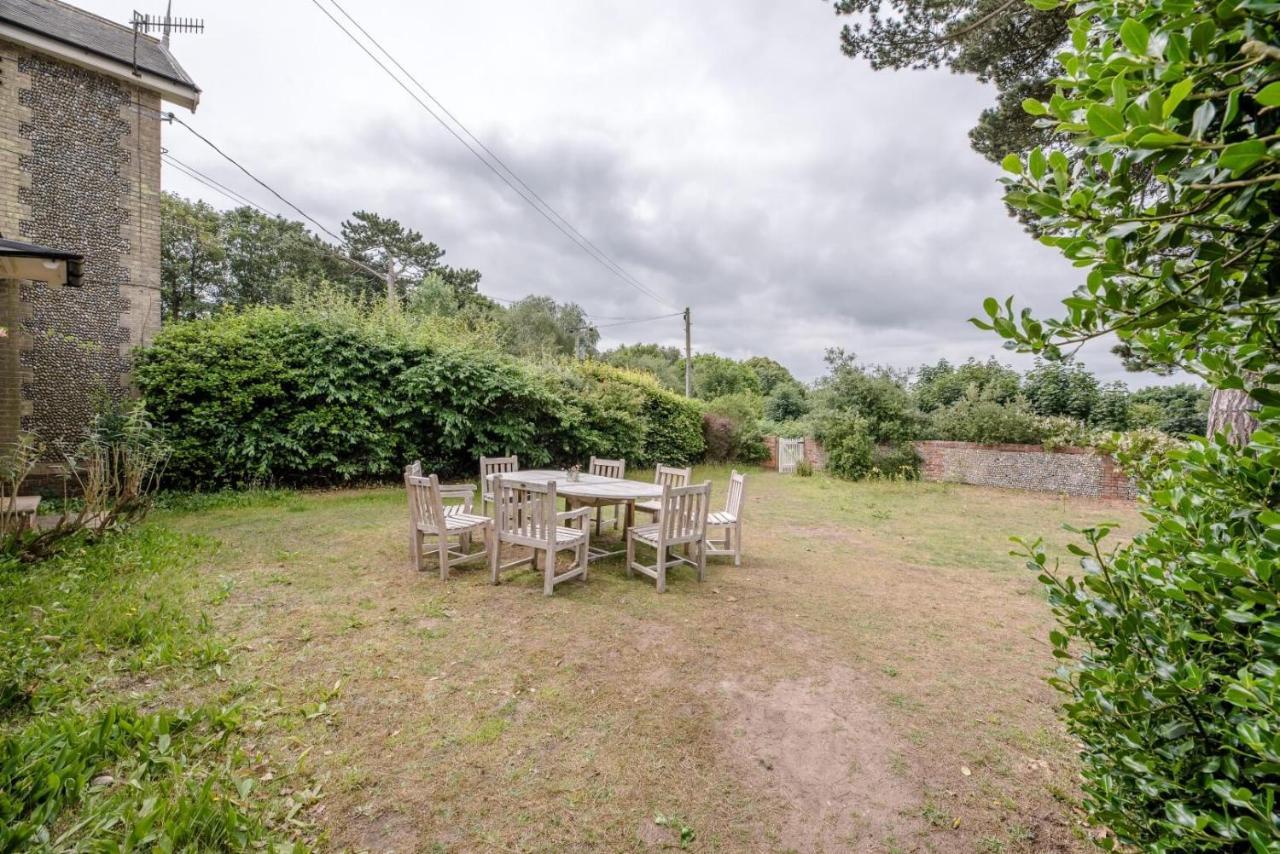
[{"left": 4, "top": 469, "right": 1143, "bottom": 852}]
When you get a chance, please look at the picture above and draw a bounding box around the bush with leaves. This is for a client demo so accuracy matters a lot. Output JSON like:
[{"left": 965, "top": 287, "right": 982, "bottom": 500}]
[
  {"left": 979, "top": 0, "right": 1280, "bottom": 847},
  {"left": 135, "top": 305, "right": 705, "bottom": 486},
  {"left": 926, "top": 391, "right": 1047, "bottom": 444},
  {"left": 814, "top": 414, "right": 876, "bottom": 480},
  {"left": 1018, "top": 427, "right": 1279, "bottom": 849}
]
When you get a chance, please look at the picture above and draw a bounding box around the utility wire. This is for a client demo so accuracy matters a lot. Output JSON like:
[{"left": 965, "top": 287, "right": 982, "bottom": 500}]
[
  {"left": 166, "top": 115, "right": 387, "bottom": 282},
  {"left": 309, "top": 0, "right": 678, "bottom": 311},
  {"left": 162, "top": 119, "right": 685, "bottom": 330},
  {"left": 324, "top": 0, "right": 673, "bottom": 311}
]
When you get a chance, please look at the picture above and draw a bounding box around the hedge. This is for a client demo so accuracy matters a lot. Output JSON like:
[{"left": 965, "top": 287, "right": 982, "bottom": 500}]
[{"left": 134, "top": 308, "right": 705, "bottom": 487}]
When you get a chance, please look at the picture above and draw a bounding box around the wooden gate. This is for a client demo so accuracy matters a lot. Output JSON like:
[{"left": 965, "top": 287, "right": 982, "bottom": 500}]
[{"left": 778, "top": 438, "right": 805, "bottom": 474}]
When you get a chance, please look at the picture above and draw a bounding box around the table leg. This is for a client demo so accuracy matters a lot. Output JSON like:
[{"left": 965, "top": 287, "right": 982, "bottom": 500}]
[{"left": 624, "top": 500, "right": 635, "bottom": 533}]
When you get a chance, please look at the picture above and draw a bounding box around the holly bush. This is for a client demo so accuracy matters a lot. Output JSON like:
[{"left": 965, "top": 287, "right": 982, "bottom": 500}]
[
  {"left": 134, "top": 307, "right": 705, "bottom": 487},
  {"left": 982, "top": 0, "right": 1280, "bottom": 847}
]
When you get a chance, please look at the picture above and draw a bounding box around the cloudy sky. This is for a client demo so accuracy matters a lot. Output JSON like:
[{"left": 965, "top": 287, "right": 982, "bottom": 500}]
[{"left": 84, "top": 0, "right": 1159, "bottom": 384}]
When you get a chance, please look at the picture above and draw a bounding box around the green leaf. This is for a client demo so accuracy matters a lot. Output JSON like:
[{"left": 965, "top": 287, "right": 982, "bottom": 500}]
[
  {"left": 1219, "top": 140, "right": 1266, "bottom": 175},
  {"left": 1001, "top": 153, "right": 1023, "bottom": 174},
  {"left": 1022, "top": 98, "right": 1048, "bottom": 116},
  {"left": 1087, "top": 104, "right": 1128, "bottom": 137},
  {"left": 1119, "top": 18, "right": 1150, "bottom": 56},
  {"left": 1029, "top": 148, "right": 1047, "bottom": 180},
  {"left": 1257, "top": 82, "right": 1280, "bottom": 108},
  {"left": 1163, "top": 78, "right": 1195, "bottom": 117}
]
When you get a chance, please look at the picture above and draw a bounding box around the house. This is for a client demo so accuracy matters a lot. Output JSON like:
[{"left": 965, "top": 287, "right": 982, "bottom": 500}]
[{"left": 0, "top": 0, "right": 199, "bottom": 459}]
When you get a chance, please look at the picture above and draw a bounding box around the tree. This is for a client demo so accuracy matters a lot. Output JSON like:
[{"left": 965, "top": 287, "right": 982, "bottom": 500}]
[
  {"left": 1021, "top": 360, "right": 1099, "bottom": 421},
  {"left": 691, "top": 354, "right": 761, "bottom": 400},
  {"left": 1129, "top": 384, "right": 1210, "bottom": 436},
  {"left": 812, "top": 349, "right": 920, "bottom": 444},
  {"left": 219, "top": 207, "right": 339, "bottom": 308},
  {"left": 601, "top": 343, "right": 684, "bottom": 391},
  {"left": 406, "top": 271, "right": 502, "bottom": 332},
  {"left": 764, "top": 383, "right": 809, "bottom": 421},
  {"left": 743, "top": 356, "right": 799, "bottom": 396},
  {"left": 160, "top": 194, "right": 224, "bottom": 321},
  {"left": 340, "top": 211, "right": 446, "bottom": 307},
  {"left": 1091, "top": 381, "right": 1131, "bottom": 431},
  {"left": 978, "top": 0, "right": 1280, "bottom": 847},
  {"left": 913, "top": 357, "right": 1021, "bottom": 412},
  {"left": 830, "top": 0, "right": 1072, "bottom": 163},
  {"left": 500, "top": 296, "right": 597, "bottom": 360}
]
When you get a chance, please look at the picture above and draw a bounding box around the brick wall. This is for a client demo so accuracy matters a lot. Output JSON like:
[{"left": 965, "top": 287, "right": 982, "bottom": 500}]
[
  {"left": 914, "top": 440, "right": 1135, "bottom": 500},
  {"left": 0, "top": 40, "right": 163, "bottom": 455}
]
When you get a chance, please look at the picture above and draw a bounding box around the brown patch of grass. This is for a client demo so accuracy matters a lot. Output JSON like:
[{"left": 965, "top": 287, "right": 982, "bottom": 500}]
[{"left": 157, "top": 469, "right": 1141, "bottom": 851}]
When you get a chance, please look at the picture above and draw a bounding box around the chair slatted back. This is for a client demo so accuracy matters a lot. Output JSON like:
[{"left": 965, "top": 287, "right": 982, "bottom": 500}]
[
  {"left": 480, "top": 455, "right": 519, "bottom": 495},
  {"left": 405, "top": 468, "right": 448, "bottom": 533},
  {"left": 493, "top": 476, "right": 557, "bottom": 547},
  {"left": 654, "top": 464, "right": 692, "bottom": 490},
  {"left": 589, "top": 456, "right": 626, "bottom": 479},
  {"left": 725, "top": 470, "right": 746, "bottom": 517},
  {"left": 657, "top": 481, "right": 711, "bottom": 544}
]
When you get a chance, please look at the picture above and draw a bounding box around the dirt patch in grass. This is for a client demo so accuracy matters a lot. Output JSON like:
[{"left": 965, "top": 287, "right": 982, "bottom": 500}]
[{"left": 719, "top": 666, "right": 925, "bottom": 851}]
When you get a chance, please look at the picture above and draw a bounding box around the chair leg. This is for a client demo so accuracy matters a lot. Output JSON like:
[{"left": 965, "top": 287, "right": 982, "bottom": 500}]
[
  {"left": 625, "top": 533, "right": 635, "bottom": 577},
  {"left": 656, "top": 545, "right": 667, "bottom": 593},
  {"left": 543, "top": 548, "right": 555, "bottom": 597},
  {"left": 595, "top": 506, "right": 603, "bottom": 537},
  {"left": 437, "top": 537, "right": 451, "bottom": 582},
  {"left": 580, "top": 540, "right": 589, "bottom": 582},
  {"left": 697, "top": 539, "right": 707, "bottom": 582},
  {"left": 734, "top": 524, "right": 742, "bottom": 566},
  {"left": 409, "top": 526, "right": 422, "bottom": 571},
  {"left": 487, "top": 528, "right": 499, "bottom": 584}
]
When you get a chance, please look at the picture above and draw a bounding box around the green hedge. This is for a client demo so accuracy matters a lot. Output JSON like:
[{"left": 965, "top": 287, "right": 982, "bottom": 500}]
[{"left": 134, "top": 308, "right": 704, "bottom": 487}]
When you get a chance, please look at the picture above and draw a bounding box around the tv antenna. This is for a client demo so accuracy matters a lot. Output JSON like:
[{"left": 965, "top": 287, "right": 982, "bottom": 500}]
[{"left": 131, "top": 3, "right": 204, "bottom": 75}]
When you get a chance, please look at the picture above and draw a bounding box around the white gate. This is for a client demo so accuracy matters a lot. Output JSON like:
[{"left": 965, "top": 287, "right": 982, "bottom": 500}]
[{"left": 778, "top": 438, "right": 805, "bottom": 474}]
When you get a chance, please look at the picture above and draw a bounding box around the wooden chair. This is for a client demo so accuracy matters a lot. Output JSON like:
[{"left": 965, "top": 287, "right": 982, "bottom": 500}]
[
  {"left": 479, "top": 455, "right": 519, "bottom": 516},
  {"left": 706, "top": 470, "right": 746, "bottom": 566},
  {"left": 587, "top": 456, "right": 626, "bottom": 535},
  {"left": 404, "top": 464, "right": 493, "bottom": 579},
  {"left": 634, "top": 464, "right": 693, "bottom": 522},
  {"left": 625, "top": 481, "right": 711, "bottom": 593},
  {"left": 490, "top": 476, "right": 591, "bottom": 596}
]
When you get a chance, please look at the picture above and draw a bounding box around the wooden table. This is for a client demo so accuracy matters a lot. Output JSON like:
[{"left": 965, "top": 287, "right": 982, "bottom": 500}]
[{"left": 507, "top": 470, "right": 662, "bottom": 562}]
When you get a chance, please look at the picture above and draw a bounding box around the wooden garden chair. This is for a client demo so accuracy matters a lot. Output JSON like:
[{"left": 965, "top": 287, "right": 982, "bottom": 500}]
[
  {"left": 404, "top": 464, "right": 493, "bottom": 579},
  {"left": 587, "top": 456, "right": 626, "bottom": 535},
  {"left": 490, "top": 476, "right": 591, "bottom": 596},
  {"left": 634, "top": 463, "right": 693, "bottom": 522},
  {"left": 625, "top": 481, "right": 711, "bottom": 592},
  {"left": 705, "top": 470, "right": 746, "bottom": 566},
  {"left": 479, "top": 455, "right": 519, "bottom": 516}
]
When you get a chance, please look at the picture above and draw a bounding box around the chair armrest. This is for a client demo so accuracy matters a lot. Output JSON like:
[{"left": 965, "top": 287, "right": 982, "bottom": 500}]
[
  {"left": 557, "top": 507, "right": 591, "bottom": 527},
  {"left": 440, "top": 484, "right": 477, "bottom": 513}
]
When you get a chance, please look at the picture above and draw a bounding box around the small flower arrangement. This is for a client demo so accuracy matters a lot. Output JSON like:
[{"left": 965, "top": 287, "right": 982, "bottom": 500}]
[{"left": 567, "top": 464, "right": 581, "bottom": 482}]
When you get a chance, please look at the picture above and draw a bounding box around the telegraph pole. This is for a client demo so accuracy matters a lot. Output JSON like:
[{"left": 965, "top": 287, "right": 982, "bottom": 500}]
[{"left": 683, "top": 307, "right": 692, "bottom": 397}]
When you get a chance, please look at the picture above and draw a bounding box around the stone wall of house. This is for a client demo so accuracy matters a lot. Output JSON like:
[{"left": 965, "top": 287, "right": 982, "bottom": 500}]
[
  {"left": 914, "top": 440, "right": 1135, "bottom": 500},
  {"left": 0, "top": 40, "right": 163, "bottom": 455}
]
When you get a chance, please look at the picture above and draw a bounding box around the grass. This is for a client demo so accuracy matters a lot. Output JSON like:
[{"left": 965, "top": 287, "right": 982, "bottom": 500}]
[{"left": 3, "top": 468, "right": 1142, "bottom": 851}]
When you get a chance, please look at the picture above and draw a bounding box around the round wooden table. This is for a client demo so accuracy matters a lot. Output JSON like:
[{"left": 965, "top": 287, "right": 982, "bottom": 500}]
[{"left": 508, "top": 470, "right": 663, "bottom": 562}]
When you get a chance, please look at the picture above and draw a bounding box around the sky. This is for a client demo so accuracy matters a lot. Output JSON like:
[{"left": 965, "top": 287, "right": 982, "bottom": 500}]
[{"left": 81, "top": 0, "right": 1171, "bottom": 385}]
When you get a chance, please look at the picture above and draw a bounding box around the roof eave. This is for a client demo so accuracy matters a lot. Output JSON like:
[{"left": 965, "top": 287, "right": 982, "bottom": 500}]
[{"left": 0, "top": 20, "right": 200, "bottom": 111}]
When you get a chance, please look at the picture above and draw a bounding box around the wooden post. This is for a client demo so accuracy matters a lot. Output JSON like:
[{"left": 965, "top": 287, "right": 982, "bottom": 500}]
[
  {"left": 683, "top": 307, "right": 692, "bottom": 397},
  {"left": 385, "top": 259, "right": 397, "bottom": 309}
]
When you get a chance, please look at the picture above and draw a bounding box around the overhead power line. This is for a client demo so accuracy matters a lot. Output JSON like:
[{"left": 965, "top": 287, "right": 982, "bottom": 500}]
[{"left": 309, "top": 0, "right": 678, "bottom": 312}]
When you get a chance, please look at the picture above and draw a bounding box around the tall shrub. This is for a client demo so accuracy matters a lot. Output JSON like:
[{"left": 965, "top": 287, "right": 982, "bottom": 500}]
[
  {"left": 982, "top": 0, "right": 1280, "bottom": 847},
  {"left": 134, "top": 308, "right": 704, "bottom": 486}
]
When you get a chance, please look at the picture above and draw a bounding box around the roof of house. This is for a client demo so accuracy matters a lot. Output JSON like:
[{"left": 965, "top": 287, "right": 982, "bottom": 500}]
[{"left": 0, "top": 0, "right": 199, "bottom": 107}]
